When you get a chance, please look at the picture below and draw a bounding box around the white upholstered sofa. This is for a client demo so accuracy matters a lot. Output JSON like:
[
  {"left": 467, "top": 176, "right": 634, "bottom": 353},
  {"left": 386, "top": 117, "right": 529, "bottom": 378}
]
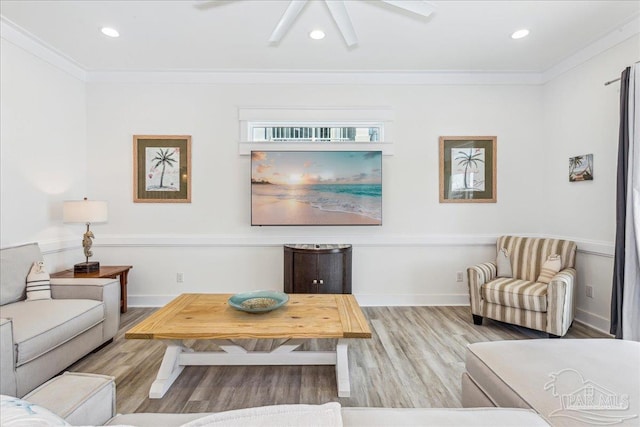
[
  {"left": 6, "top": 339, "right": 637, "bottom": 426},
  {"left": 463, "top": 339, "right": 640, "bottom": 426},
  {"left": 0, "top": 243, "right": 120, "bottom": 397},
  {"left": 2, "top": 372, "right": 548, "bottom": 426}
]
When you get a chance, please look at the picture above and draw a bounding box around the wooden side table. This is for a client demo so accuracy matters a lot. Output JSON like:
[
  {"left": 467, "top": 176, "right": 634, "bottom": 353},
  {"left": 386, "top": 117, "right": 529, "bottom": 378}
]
[{"left": 51, "top": 265, "right": 133, "bottom": 313}]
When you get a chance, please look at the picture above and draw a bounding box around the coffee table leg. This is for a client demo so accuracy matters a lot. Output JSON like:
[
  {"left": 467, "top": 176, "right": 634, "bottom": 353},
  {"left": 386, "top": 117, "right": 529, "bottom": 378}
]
[
  {"left": 148, "top": 339, "right": 350, "bottom": 399},
  {"left": 150, "top": 341, "right": 188, "bottom": 399},
  {"left": 336, "top": 339, "right": 350, "bottom": 398}
]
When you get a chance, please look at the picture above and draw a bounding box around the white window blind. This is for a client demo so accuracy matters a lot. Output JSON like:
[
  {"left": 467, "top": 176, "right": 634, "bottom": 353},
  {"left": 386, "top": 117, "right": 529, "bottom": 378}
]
[
  {"left": 249, "top": 123, "right": 382, "bottom": 143},
  {"left": 238, "top": 107, "right": 394, "bottom": 155}
]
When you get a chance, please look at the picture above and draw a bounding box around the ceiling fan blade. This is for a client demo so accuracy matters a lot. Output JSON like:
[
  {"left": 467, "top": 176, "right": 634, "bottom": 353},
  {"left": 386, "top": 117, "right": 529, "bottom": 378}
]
[
  {"left": 269, "top": 0, "right": 308, "bottom": 44},
  {"left": 381, "top": 0, "right": 436, "bottom": 18},
  {"left": 325, "top": 1, "right": 358, "bottom": 47}
]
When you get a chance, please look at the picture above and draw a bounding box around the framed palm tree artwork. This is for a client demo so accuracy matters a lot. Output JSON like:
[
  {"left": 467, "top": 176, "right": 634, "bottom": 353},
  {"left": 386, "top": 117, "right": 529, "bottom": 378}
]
[
  {"left": 569, "top": 153, "right": 593, "bottom": 182},
  {"left": 439, "top": 136, "right": 497, "bottom": 203},
  {"left": 133, "top": 135, "right": 192, "bottom": 203}
]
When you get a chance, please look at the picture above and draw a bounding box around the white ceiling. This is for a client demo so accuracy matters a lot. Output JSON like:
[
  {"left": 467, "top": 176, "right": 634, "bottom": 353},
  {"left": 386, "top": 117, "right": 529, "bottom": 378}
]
[{"left": 1, "top": 0, "right": 638, "bottom": 73}]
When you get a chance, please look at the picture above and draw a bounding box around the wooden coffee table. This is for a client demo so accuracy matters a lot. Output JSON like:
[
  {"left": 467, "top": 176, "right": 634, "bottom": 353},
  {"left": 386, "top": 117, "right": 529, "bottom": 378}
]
[{"left": 125, "top": 293, "right": 371, "bottom": 399}]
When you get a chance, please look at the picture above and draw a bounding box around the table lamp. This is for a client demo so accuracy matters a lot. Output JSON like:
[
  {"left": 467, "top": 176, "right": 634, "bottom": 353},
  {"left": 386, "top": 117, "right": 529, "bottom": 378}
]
[{"left": 63, "top": 198, "right": 108, "bottom": 273}]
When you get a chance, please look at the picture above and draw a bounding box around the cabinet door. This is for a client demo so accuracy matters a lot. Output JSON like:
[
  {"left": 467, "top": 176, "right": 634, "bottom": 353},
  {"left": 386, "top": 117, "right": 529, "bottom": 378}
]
[
  {"left": 317, "top": 252, "right": 344, "bottom": 294},
  {"left": 292, "top": 252, "right": 318, "bottom": 293}
]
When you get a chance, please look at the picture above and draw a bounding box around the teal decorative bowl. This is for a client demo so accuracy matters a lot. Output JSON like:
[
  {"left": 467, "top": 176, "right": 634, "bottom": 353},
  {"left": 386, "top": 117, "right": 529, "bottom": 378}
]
[{"left": 228, "top": 291, "right": 289, "bottom": 313}]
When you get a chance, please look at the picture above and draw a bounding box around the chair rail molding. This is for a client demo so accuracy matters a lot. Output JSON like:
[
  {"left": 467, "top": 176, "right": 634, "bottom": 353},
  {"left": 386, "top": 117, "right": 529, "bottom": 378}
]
[{"left": 35, "top": 233, "right": 614, "bottom": 257}]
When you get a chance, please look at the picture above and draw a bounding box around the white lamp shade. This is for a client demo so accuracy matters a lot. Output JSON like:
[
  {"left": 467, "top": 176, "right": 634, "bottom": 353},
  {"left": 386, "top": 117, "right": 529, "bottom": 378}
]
[{"left": 63, "top": 200, "right": 108, "bottom": 224}]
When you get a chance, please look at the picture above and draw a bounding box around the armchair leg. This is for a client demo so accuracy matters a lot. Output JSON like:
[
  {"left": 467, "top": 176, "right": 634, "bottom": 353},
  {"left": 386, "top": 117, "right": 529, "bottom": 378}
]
[{"left": 472, "top": 315, "right": 483, "bottom": 325}]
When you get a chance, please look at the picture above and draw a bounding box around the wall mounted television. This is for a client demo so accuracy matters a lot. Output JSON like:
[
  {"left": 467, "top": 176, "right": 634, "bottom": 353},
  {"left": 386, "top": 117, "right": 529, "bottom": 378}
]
[{"left": 251, "top": 151, "right": 382, "bottom": 226}]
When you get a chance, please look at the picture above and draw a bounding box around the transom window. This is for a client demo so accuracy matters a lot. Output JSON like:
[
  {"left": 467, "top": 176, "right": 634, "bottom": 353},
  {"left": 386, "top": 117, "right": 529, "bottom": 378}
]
[
  {"left": 238, "top": 107, "right": 393, "bottom": 155},
  {"left": 249, "top": 122, "right": 383, "bottom": 143}
]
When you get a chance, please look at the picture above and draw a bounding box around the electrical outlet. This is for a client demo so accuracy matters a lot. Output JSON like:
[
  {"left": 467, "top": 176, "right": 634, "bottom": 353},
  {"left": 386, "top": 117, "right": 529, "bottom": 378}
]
[
  {"left": 456, "top": 271, "right": 464, "bottom": 282},
  {"left": 177, "top": 272, "right": 184, "bottom": 283},
  {"left": 586, "top": 285, "right": 593, "bottom": 298}
]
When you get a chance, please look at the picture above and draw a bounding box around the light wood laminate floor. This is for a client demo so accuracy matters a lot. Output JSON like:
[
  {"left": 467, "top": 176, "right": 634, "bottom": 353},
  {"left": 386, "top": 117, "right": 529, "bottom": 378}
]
[{"left": 68, "top": 306, "right": 608, "bottom": 414}]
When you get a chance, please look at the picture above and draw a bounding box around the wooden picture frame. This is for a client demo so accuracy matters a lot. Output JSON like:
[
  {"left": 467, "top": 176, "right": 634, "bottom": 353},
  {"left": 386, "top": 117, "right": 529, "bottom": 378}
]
[
  {"left": 133, "top": 135, "right": 191, "bottom": 203},
  {"left": 439, "top": 136, "right": 497, "bottom": 203}
]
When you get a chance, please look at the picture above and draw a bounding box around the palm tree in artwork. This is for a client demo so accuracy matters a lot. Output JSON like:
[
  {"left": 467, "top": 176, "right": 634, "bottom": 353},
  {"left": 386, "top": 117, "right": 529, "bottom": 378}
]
[
  {"left": 569, "top": 156, "right": 584, "bottom": 176},
  {"left": 152, "top": 148, "right": 177, "bottom": 189},
  {"left": 455, "top": 149, "right": 484, "bottom": 189}
]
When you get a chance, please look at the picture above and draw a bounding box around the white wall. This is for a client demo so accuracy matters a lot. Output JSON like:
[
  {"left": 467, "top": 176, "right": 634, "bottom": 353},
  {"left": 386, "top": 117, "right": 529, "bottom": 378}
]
[
  {"left": 85, "top": 82, "right": 544, "bottom": 306},
  {"left": 0, "top": 37, "right": 87, "bottom": 269},
  {"left": 542, "top": 35, "right": 640, "bottom": 331},
  {"left": 2, "top": 23, "right": 638, "bottom": 333}
]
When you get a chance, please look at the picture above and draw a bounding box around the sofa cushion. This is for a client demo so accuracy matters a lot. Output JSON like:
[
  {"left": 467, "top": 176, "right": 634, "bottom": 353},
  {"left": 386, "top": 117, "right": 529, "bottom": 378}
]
[
  {"left": 110, "top": 408, "right": 549, "bottom": 427},
  {"left": 0, "top": 243, "right": 43, "bottom": 305},
  {"left": 108, "top": 412, "right": 209, "bottom": 426},
  {"left": 482, "top": 278, "right": 548, "bottom": 312},
  {"left": 536, "top": 254, "right": 561, "bottom": 284},
  {"left": 0, "top": 299, "right": 104, "bottom": 366},
  {"left": 181, "top": 403, "right": 342, "bottom": 427},
  {"left": 496, "top": 248, "right": 513, "bottom": 278},
  {"left": 26, "top": 262, "right": 51, "bottom": 301},
  {"left": 24, "top": 372, "right": 115, "bottom": 426},
  {"left": 342, "top": 407, "right": 548, "bottom": 426}
]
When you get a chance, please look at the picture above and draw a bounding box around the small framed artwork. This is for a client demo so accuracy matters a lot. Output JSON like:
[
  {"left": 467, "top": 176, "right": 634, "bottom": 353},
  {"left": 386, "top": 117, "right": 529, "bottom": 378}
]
[
  {"left": 133, "top": 135, "right": 191, "bottom": 203},
  {"left": 439, "top": 136, "right": 497, "bottom": 203},
  {"left": 569, "top": 153, "right": 593, "bottom": 182}
]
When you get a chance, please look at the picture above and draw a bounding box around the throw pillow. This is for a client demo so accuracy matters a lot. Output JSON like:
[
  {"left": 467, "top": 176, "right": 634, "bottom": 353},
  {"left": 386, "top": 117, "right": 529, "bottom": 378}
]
[
  {"left": 537, "top": 254, "right": 562, "bottom": 284},
  {"left": 496, "top": 248, "right": 513, "bottom": 278},
  {"left": 26, "top": 261, "right": 51, "bottom": 301},
  {"left": 0, "top": 394, "right": 70, "bottom": 426},
  {"left": 180, "top": 402, "right": 342, "bottom": 427}
]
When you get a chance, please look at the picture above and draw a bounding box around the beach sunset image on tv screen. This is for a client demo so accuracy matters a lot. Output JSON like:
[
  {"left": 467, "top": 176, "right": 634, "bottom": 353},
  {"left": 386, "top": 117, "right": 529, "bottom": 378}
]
[{"left": 251, "top": 151, "right": 382, "bottom": 226}]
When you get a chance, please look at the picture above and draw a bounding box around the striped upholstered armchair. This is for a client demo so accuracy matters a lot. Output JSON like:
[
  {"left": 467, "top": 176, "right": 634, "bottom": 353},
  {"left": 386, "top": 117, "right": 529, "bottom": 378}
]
[{"left": 467, "top": 236, "right": 577, "bottom": 337}]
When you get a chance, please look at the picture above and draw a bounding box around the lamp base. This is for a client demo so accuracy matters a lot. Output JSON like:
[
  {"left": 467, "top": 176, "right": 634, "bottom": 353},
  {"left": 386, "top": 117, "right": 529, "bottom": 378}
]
[{"left": 74, "top": 261, "right": 100, "bottom": 274}]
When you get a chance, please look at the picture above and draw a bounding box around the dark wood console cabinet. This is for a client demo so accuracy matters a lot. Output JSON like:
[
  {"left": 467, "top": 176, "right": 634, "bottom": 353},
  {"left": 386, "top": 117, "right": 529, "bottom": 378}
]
[{"left": 284, "top": 244, "right": 352, "bottom": 294}]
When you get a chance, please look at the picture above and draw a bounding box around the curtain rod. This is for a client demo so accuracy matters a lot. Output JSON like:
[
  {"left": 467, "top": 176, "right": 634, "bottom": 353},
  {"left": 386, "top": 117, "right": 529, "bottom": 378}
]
[{"left": 604, "top": 60, "right": 640, "bottom": 86}]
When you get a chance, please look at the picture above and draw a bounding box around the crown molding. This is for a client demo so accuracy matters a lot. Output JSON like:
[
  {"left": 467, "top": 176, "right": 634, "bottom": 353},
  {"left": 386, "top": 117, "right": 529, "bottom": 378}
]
[
  {"left": 84, "top": 70, "right": 543, "bottom": 85},
  {"left": 0, "top": 16, "right": 86, "bottom": 81},
  {"left": 2, "top": 13, "right": 638, "bottom": 86},
  {"left": 541, "top": 13, "right": 640, "bottom": 83}
]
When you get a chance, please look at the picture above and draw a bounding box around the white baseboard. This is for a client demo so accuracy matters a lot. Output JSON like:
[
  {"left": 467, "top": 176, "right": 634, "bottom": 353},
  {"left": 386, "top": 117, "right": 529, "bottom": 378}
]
[
  {"left": 128, "top": 293, "right": 470, "bottom": 308},
  {"left": 574, "top": 308, "right": 612, "bottom": 336},
  {"left": 128, "top": 295, "right": 176, "bottom": 307},
  {"left": 354, "top": 293, "right": 470, "bottom": 306}
]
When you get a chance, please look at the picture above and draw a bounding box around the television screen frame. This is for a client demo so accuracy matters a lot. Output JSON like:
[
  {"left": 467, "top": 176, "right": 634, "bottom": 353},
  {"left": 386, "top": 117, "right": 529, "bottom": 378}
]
[{"left": 251, "top": 150, "right": 383, "bottom": 226}]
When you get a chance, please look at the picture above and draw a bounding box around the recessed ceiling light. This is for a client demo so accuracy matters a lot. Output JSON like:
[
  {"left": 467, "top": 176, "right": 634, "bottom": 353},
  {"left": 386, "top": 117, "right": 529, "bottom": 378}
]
[
  {"left": 101, "top": 27, "right": 120, "bottom": 38},
  {"left": 309, "top": 30, "right": 325, "bottom": 40},
  {"left": 511, "top": 29, "right": 530, "bottom": 40}
]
